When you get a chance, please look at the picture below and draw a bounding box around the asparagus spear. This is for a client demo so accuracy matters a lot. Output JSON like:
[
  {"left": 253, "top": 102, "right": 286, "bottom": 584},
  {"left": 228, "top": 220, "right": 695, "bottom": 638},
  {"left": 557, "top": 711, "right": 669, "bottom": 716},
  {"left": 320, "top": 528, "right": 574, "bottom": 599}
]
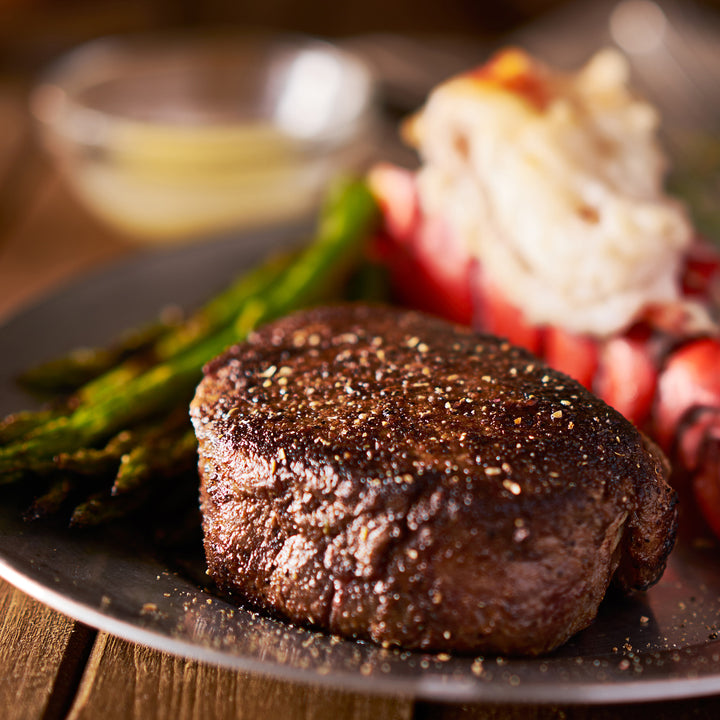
[
  {"left": 22, "top": 429, "right": 143, "bottom": 519},
  {"left": 112, "top": 426, "right": 197, "bottom": 496},
  {"left": 16, "top": 250, "right": 295, "bottom": 406},
  {"left": 68, "top": 226, "right": 371, "bottom": 518},
  {"left": 70, "top": 490, "right": 141, "bottom": 528},
  {"left": 69, "top": 465, "right": 201, "bottom": 529},
  {"left": 0, "top": 408, "right": 65, "bottom": 445},
  {"left": 75, "top": 250, "right": 296, "bottom": 408},
  {"left": 0, "top": 339, "right": 213, "bottom": 475},
  {"left": 56, "top": 429, "right": 140, "bottom": 475},
  {"left": 0, "top": 244, "right": 293, "bottom": 472},
  {"left": 22, "top": 425, "right": 181, "bottom": 520},
  {"left": 0, "top": 178, "right": 378, "bottom": 481},
  {"left": 1, "top": 427, "right": 143, "bottom": 486},
  {"left": 16, "top": 318, "right": 178, "bottom": 396},
  {"left": 70, "top": 427, "right": 198, "bottom": 527},
  {"left": 24, "top": 476, "right": 77, "bottom": 521},
  {"left": 154, "top": 250, "right": 295, "bottom": 360}
]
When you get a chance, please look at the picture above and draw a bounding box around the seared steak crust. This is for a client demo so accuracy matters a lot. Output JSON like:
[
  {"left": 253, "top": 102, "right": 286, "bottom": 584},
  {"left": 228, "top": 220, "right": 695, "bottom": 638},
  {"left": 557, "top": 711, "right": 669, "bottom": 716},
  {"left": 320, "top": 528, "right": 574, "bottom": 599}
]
[{"left": 190, "top": 304, "right": 677, "bottom": 655}]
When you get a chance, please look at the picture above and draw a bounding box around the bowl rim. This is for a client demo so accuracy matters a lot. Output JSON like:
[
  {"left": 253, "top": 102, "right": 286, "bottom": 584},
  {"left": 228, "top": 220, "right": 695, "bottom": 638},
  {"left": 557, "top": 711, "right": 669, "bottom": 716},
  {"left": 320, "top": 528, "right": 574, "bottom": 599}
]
[{"left": 30, "top": 30, "right": 377, "bottom": 147}]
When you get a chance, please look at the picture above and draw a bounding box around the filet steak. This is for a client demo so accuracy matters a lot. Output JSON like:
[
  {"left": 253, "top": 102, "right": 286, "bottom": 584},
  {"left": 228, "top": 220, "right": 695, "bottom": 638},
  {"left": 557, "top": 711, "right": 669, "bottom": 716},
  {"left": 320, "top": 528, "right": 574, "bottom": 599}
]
[{"left": 190, "top": 304, "right": 677, "bottom": 655}]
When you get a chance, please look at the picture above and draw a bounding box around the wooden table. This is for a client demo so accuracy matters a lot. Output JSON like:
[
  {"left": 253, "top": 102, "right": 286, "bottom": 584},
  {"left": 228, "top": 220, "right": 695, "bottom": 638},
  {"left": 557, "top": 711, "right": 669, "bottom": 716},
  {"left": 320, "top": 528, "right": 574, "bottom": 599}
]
[{"left": 2, "top": 74, "right": 720, "bottom": 720}]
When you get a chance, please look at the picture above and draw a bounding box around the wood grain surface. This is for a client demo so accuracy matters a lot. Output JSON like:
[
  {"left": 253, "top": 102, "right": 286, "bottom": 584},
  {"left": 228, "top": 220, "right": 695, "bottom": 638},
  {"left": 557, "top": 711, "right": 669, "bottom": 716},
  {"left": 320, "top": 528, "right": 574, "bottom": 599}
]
[
  {"left": 0, "top": 580, "right": 95, "bottom": 720},
  {"left": 67, "top": 633, "right": 414, "bottom": 720}
]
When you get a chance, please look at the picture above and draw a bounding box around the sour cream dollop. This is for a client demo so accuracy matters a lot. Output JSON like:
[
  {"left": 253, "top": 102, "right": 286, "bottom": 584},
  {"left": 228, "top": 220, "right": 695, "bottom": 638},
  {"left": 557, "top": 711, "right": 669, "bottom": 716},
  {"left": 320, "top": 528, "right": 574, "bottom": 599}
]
[{"left": 405, "top": 48, "right": 692, "bottom": 337}]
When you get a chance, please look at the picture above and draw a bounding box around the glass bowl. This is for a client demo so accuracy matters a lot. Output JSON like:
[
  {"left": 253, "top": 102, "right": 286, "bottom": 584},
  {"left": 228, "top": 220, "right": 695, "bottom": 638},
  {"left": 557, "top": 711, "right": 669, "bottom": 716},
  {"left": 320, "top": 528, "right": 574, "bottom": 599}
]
[{"left": 31, "top": 33, "right": 377, "bottom": 242}]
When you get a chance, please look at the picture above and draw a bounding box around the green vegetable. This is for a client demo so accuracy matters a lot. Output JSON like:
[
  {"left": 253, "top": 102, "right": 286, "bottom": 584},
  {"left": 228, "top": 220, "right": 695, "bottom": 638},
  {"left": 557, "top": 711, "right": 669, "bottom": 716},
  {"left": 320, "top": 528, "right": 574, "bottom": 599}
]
[
  {"left": 16, "top": 319, "right": 177, "bottom": 397},
  {"left": 0, "top": 178, "right": 379, "bottom": 525},
  {"left": 0, "top": 408, "right": 65, "bottom": 445}
]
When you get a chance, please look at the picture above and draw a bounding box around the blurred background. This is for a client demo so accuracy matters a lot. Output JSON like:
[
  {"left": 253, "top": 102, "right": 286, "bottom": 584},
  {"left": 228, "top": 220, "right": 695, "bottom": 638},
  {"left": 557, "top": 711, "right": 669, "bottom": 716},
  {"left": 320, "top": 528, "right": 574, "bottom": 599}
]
[
  {"left": 1, "top": 0, "right": 719, "bottom": 318},
  {"left": 0, "top": 1, "right": 614, "bottom": 68},
  {"left": 2, "top": 0, "right": 720, "bottom": 74}
]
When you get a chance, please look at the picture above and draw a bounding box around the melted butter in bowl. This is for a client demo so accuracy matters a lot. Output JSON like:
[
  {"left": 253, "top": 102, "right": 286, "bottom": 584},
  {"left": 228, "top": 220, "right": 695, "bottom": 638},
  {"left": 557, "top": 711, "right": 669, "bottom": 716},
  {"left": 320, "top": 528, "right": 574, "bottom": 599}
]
[
  {"left": 32, "top": 34, "right": 377, "bottom": 242},
  {"left": 63, "top": 121, "right": 326, "bottom": 239}
]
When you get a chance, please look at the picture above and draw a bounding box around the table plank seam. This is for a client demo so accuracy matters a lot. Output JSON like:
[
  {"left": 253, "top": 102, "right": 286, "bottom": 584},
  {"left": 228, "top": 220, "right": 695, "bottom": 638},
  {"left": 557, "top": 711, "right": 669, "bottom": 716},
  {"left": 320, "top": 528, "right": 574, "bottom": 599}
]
[{"left": 39, "top": 621, "right": 97, "bottom": 720}]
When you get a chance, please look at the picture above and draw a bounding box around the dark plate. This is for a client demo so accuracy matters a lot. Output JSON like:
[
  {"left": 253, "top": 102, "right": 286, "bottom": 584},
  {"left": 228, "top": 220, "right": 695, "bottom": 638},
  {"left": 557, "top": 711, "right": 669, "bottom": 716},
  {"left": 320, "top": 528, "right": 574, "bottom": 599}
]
[{"left": 1, "top": 227, "right": 720, "bottom": 704}]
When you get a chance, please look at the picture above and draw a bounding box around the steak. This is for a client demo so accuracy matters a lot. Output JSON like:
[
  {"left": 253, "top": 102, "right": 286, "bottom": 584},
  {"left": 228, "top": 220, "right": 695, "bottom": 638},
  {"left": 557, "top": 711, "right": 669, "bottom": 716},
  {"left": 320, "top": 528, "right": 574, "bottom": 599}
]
[{"left": 190, "top": 304, "right": 677, "bottom": 655}]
